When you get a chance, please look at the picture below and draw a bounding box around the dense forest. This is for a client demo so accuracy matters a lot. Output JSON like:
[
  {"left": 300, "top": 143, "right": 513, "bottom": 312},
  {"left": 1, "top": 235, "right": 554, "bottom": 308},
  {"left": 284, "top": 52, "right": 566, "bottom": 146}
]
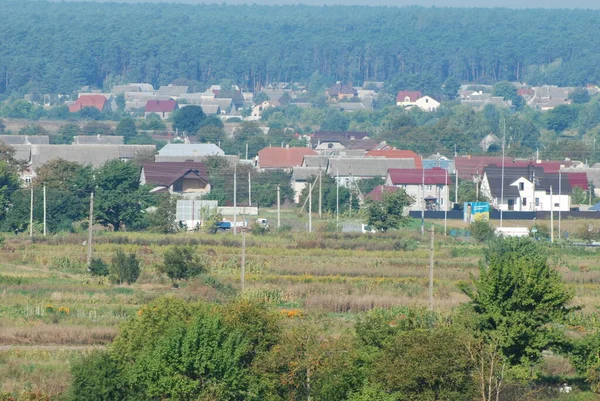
[{"left": 2, "top": 1, "right": 600, "bottom": 95}]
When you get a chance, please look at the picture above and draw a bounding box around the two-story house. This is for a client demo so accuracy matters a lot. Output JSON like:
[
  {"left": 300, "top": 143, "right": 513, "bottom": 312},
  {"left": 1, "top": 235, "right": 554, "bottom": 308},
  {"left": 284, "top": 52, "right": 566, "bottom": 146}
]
[{"left": 385, "top": 167, "right": 450, "bottom": 211}]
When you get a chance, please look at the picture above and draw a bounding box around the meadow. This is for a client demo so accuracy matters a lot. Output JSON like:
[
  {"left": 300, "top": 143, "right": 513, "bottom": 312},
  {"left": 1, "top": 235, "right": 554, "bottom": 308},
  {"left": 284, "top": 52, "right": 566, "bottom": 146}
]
[{"left": 1, "top": 213, "right": 600, "bottom": 398}]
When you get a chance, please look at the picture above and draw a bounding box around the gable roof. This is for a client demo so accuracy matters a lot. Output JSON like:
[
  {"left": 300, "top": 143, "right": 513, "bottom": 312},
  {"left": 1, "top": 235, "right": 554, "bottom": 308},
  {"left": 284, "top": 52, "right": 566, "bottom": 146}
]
[
  {"left": 396, "top": 90, "right": 422, "bottom": 103},
  {"left": 157, "top": 144, "right": 225, "bottom": 158},
  {"left": 566, "top": 172, "right": 588, "bottom": 191},
  {"left": 454, "top": 156, "right": 574, "bottom": 179},
  {"left": 387, "top": 167, "right": 449, "bottom": 185},
  {"left": 366, "top": 185, "right": 401, "bottom": 202},
  {"left": 73, "top": 135, "right": 124, "bottom": 145},
  {"left": 483, "top": 164, "right": 572, "bottom": 198},
  {"left": 327, "top": 82, "right": 357, "bottom": 97},
  {"left": 302, "top": 155, "right": 330, "bottom": 168},
  {"left": 0, "top": 135, "right": 49, "bottom": 145},
  {"left": 145, "top": 99, "right": 178, "bottom": 113},
  {"left": 69, "top": 95, "right": 107, "bottom": 112},
  {"left": 329, "top": 158, "right": 415, "bottom": 177},
  {"left": 27, "top": 144, "right": 155, "bottom": 169},
  {"left": 142, "top": 162, "right": 209, "bottom": 187},
  {"left": 292, "top": 167, "right": 322, "bottom": 181},
  {"left": 258, "top": 147, "right": 317, "bottom": 169},
  {"left": 157, "top": 85, "right": 188, "bottom": 96},
  {"left": 365, "top": 149, "right": 422, "bottom": 168}
]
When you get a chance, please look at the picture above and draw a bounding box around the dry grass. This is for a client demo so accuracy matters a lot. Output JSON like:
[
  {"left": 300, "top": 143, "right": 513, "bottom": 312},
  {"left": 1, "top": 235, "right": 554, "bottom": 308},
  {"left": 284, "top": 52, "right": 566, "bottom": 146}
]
[{"left": 0, "top": 325, "right": 117, "bottom": 345}]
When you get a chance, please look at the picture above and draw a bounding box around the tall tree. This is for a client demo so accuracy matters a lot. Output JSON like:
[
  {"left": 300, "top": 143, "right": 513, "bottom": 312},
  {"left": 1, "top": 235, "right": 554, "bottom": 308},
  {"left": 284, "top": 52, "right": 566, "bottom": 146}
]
[{"left": 172, "top": 105, "right": 206, "bottom": 135}]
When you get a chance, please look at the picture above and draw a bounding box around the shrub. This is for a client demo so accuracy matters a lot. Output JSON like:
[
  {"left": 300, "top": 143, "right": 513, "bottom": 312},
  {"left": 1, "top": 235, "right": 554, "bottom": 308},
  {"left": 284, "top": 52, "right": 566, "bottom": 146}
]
[
  {"left": 470, "top": 220, "right": 496, "bottom": 242},
  {"left": 69, "top": 351, "right": 125, "bottom": 401},
  {"left": 158, "top": 245, "right": 207, "bottom": 282},
  {"left": 109, "top": 250, "right": 140, "bottom": 285},
  {"left": 88, "top": 258, "right": 109, "bottom": 276},
  {"left": 250, "top": 222, "right": 270, "bottom": 235}
]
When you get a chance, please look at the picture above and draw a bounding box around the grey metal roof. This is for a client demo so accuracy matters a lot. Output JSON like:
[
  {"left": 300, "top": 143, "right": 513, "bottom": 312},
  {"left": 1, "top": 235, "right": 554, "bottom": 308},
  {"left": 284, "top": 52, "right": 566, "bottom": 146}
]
[
  {"left": 302, "top": 155, "right": 330, "bottom": 168},
  {"left": 157, "top": 85, "right": 188, "bottom": 96},
  {"left": 157, "top": 144, "right": 225, "bottom": 158},
  {"left": 11, "top": 144, "right": 31, "bottom": 162},
  {"left": 28, "top": 144, "right": 155, "bottom": 169},
  {"left": 154, "top": 154, "right": 239, "bottom": 165},
  {"left": 292, "top": 167, "right": 322, "bottom": 181},
  {"left": 73, "top": 135, "right": 124, "bottom": 145},
  {"left": 0, "top": 135, "right": 50, "bottom": 145},
  {"left": 327, "top": 158, "right": 415, "bottom": 177}
]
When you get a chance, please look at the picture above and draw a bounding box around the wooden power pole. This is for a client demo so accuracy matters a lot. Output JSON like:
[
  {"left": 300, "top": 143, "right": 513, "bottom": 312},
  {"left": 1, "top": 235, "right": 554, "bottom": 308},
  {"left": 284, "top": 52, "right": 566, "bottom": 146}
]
[
  {"left": 43, "top": 185, "right": 47, "bottom": 237},
  {"left": 428, "top": 224, "right": 435, "bottom": 311},
  {"left": 277, "top": 184, "right": 281, "bottom": 229},
  {"left": 87, "top": 192, "right": 94, "bottom": 266},
  {"left": 29, "top": 186, "right": 33, "bottom": 238}
]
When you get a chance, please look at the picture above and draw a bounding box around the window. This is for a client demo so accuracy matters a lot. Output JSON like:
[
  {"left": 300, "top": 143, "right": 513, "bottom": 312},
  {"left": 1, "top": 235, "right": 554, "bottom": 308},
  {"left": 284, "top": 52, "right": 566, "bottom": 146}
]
[
  {"left": 519, "top": 182, "right": 524, "bottom": 191},
  {"left": 522, "top": 198, "right": 527, "bottom": 206},
  {"left": 555, "top": 203, "right": 560, "bottom": 208},
  {"left": 427, "top": 185, "right": 433, "bottom": 191},
  {"left": 440, "top": 198, "right": 444, "bottom": 206},
  {"left": 535, "top": 198, "right": 540, "bottom": 206}
]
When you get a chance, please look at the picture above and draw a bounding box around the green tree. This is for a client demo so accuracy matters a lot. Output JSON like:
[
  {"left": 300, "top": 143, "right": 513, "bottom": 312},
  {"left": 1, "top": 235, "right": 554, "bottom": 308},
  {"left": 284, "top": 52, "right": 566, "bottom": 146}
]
[
  {"left": 460, "top": 238, "right": 575, "bottom": 366},
  {"left": 543, "top": 104, "right": 579, "bottom": 132},
  {"left": 115, "top": 94, "right": 126, "bottom": 111},
  {"left": 109, "top": 250, "right": 140, "bottom": 285},
  {"left": 364, "top": 189, "right": 413, "bottom": 231},
  {"left": 570, "top": 88, "right": 591, "bottom": 104},
  {"left": 158, "top": 245, "right": 207, "bottom": 283},
  {"left": 79, "top": 106, "right": 103, "bottom": 120},
  {"left": 470, "top": 220, "right": 496, "bottom": 242},
  {"left": 139, "top": 113, "right": 167, "bottom": 131},
  {"left": 0, "top": 160, "right": 20, "bottom": 220},
  {"left": 94, "top": 160, "right": 146, "bottom": 231},
  {"left": 172, "top": 105, "right": 206, "bottom": 134},
  {"left": 70, "top": 351, "right": 125, "bottom": 401},
  {"left": 116, "top": 116, "right": 138, "bottom": 141},
  {"left": 52, "top": 123, "right": 80, "bottom": 144},
  {"left": 492, "top": 81, "right": 524, "bottom": 110}
]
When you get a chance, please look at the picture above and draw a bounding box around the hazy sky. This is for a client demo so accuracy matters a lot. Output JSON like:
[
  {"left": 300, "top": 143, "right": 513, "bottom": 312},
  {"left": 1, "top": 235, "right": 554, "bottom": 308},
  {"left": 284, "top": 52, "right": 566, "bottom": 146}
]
[{"left": 60, "top": 0, "right": 600, "bottom": 8}]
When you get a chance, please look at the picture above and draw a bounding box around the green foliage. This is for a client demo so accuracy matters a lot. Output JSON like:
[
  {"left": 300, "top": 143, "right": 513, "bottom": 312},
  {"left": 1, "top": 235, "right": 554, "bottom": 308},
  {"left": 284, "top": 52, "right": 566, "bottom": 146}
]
[
  {"left": 364, "top": 189, "right": 413, "bottom": 231},
  {"left": 544, "top": 104, "right": 580, "bottom": 132},
  {"left": 0, "top": 160, "right": 20, "bottom": 220},
  {"left": 370, "top": 328, "right": 476, "bottom": 401},
  {"left": 158, "top": 245, "right": 207, "bottom": 282},
  {"left": 18, "top": 123, "right": 48, "bottom": 136},
  {"left": 460, "top": 238, "right": 575, "bottom": 366},
  {"left": 470, "top": 220, "right": 496, "bottom": 242},
  {"left": 139, "top": 113, "right": 166, "bottom": 131},
  {"left": 116, "top": 117, "right": 138, "bottom": 141},
  {"left": 89, "top": 258, "right": 109, "bottom": 277},
  {"left": 570, "top": 88, "right": 591, "bottom": 104},
  {"left": 109, "top": 250, "right": 140, "bottom": 285},
  {"left": 172, "top": 105, "right": 206, "bottom": 134},
  {"left": 69, "top": 351, "right": 125, "bottom": 401},
  {"left": 492, "top": 81, "right": 524, "bottom": 110},
  {"left": 52, "top": 123, "right": 80, "bottom": 144}
]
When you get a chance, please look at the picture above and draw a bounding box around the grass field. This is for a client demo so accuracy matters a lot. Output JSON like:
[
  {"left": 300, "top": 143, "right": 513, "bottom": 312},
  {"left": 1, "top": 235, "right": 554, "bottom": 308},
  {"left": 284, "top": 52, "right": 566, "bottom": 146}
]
[{"left": 1, "top": 214, "right": 600, "bottom": 398}]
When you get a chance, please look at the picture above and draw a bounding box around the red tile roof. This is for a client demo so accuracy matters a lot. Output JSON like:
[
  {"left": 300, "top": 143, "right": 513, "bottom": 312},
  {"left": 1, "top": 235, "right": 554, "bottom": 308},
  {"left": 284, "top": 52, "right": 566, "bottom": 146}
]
[
  {"left": 566, "top": 172, "right": 588, "bottom": 191},
  {"left": 366, "top": 185, "right": 400, "bottom": 202},
  {"left": 388, "top": 167, "right": 449, "bottom": 185},
  {"left": 142, "top": 162, "right": 208, "bottom": 187},
  {"left": 145, "top": 99, "right": 177, "bottom": 113},
  {"left": 365, "top": 149, "right": 423, "bottom": 168},
  {"left": 69, "top": 95, "right": 107, "bottom": 113},
  {"left": 396, "top": 90, "right": 422, "bottom": 103},
  {"left": 258, "top": 147, "right": 317, "bottom": 169},
  {"left": 454, "top": 156, "right": 574, "bottom": 179}
]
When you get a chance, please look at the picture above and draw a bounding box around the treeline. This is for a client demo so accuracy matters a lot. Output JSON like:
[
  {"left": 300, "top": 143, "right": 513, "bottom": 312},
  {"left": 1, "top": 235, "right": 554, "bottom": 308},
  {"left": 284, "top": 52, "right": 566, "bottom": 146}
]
[
  {"left": 68, "top": 239, "right": 600, "bottom": 400},
  {"left": 3, "top": 2, "right": 600, "bottom": 95}
]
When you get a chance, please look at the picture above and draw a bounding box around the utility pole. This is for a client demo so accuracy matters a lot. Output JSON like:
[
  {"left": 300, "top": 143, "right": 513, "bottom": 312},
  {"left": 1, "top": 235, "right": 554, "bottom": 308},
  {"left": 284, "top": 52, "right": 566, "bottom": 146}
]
[
  {"left": 29, "top": 186, "right": 33, "bottom": 238},
  {"left": 558, "top": 171, "right": 562, "bottom": 238},
  {"left": 444, "top": 170, "right": 447, "bottom": 237},
  {"left": 241, "top": 216, "right": 246, "bottom": 291},
  {"left": 276, "top": 184, "right": 281, "bottom": 229},
  {"left": 308, "top": 183, "right": 312, "bottom": 233},
  {"left": 87, "top": 192, "right": 94, "bottom": 266},
  {"left": 318, "top": 169, "right": 322, "bottom": 219},
  {"left": 550, "top": 186, "right": 554, "bottom": 243},
  {"left": 248, "top": 170, "right": 252, "bottom": 207},
  {"left": 420, "top": 167, "right": 425, "bottom": 236},
  {"left": 428, "top": 224, "right": 434, "bottom": 311},
  {"left": 43, "top": 185, "right": 47, "bottom": 237},
  {"left": 234, "top": 165, "right": 237, "bottom": 236},
  {"left": 349, "top": 190, "right": 352, "bottom": 218},
  {"left": 336, "top": 169, "right": 339, "bottom": 230},
  {"left": 454, "top": 169, "right": 459, "bottom": 206},
  {"left": 245, "top": 143, "right": 249, "bottom": 160},
  {"left": 500, "top": 118, "right": 506, "bottom": 228}
]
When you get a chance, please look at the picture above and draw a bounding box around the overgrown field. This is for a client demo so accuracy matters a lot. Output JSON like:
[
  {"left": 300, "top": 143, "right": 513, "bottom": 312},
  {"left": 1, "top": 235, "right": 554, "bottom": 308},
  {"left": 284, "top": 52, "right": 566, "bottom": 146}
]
[{"left": 2, "top": 219, "right": 600, "bottom": 398}]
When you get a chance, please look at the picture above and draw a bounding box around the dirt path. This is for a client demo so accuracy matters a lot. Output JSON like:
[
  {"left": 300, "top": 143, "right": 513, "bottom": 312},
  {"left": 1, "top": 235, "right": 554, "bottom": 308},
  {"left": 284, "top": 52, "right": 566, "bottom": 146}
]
[{"left": 0, "top": 344, "right": 106, "bottom": 351}]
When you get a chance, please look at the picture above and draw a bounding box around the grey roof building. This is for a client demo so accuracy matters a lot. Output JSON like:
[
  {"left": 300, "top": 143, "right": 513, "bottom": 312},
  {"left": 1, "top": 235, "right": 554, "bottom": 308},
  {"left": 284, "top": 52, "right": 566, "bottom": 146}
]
[
  {"left": 73, "top": 135, "right": 124, "bottom": 145},
  {"left": 0, "top": 135, "right": 50, "bottom": 145},
  {"left": 327, "top": 158, "right": 416, "bottom": 178}
]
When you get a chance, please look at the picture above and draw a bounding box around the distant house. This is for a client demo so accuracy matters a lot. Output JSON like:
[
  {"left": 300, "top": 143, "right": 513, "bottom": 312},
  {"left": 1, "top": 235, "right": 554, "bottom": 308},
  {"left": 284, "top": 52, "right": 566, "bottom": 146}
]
[
  {"left": 140, "top": 161, "right": 211, "bottom": 197},
  {"left": 250, "top": 100, "right": 280, "bottom": 120},
  {"left": 365, "top": 149, "right": 423, "bottom": 169},
  {"left": 311, "top": 131, "right": 383, "bottom": 154},
  {"left": 386, "top": 167, "right": 450, "bottom": 211},
  {"left": 365, "top": 185, "right": 401, "bottom": 202},
  {"left": 156, "top": 85, "right": 188, "bottom": 98},
  {"left": 454, "top": 156, "right": 575, "bottom": 180},
  {"left": 328, "top": 157, "right": 416, "bottom": 188},
  {"left": 480, "top": 164, "right": 571, "bottom": 211},
  {"left": 0, "top": 135, "right": 49, "bottom": 145},
  {"left": 145, "top": 100, "right": 178, "bottom": 120},
  {"left": 291, "top": 166, "right": 322, "bottom": 203},
  {"left": 73, "top": 135, "right": 124, "bottom": 145},
  {"left": 479, "top": 133, "right": 501, "bottom": 152},
  {"left": 68, "top": 95, "right": 110, "bottom": 113},
  {"left": 326, "top": 82, "right": 357, "bottom": 100},
  {"left": 257, "top": 147, "right": 318, "bottom": 171},
  {"left": 396, "top": 91, "right": 440, "bottom": 112},
  {"left": 155, "top": 143, "right": 226, "bottom": 162}
]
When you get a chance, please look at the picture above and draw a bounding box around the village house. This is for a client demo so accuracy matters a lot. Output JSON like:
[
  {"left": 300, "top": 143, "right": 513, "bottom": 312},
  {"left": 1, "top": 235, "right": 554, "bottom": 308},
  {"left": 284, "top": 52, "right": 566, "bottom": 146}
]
[
  {"left": 145, "top": 99, "right": 178, "bottom": 120},
  {"left": 291, "top": 166, "right": 322, "bottom": 203},
  {"left": 365, "top": 149, "right": 423, "bottom": 168},
  {"left": 140, "top": 161, "right": 211, "bottom": 198},
  {"left": 257, "top": 146, "right": 317, "bottom": 171},
  {"left": 385, "top": 167, "right": 450, "bottom": 211},
  {"left": 250, "top": 100, "right": 280, "bottom": 120},
  {"left": 72, "top": 135, "right": 124, "bottom": 145},
  {"left": 155, "top": 143, "right": 227, "bottom": 162},
  {"left": 326, "top": 82, "right": 357, "bottom": 100},
  {"left": 328, "top": 157, "right": 416, "bottom": 188},
  {"left": 68, "top": 94, "right": 111, "bottom": 113},
  {"left": 480, "top": 164, "right": 573, "bottom": 212},
  {"left": 395, "top": 91, "right": 440, "bottom": 112}
]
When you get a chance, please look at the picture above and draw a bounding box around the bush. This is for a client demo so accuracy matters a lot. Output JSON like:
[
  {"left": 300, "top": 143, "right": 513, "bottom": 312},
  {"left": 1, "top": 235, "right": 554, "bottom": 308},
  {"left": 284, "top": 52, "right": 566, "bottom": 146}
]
[
  {"left": 531, "top": 223, "right": 550, "bottom": 240},
  {"left": 109, "top": 250, "right": 140, "bottom": 284},
  {"left": 470, "top": 220, "right": 496, "bottom": 242},
  {"left": 69, "top": 351, "right": 125, "bottom": 401},
  {"left": 250, "top": 222, "right": 270, "bottom": 235},
  {"left": 88, "top": 258, "right": 109, "bottom": 276},
  {"left": 158, "top": 245, "right": 207, "bottom": 282}
]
